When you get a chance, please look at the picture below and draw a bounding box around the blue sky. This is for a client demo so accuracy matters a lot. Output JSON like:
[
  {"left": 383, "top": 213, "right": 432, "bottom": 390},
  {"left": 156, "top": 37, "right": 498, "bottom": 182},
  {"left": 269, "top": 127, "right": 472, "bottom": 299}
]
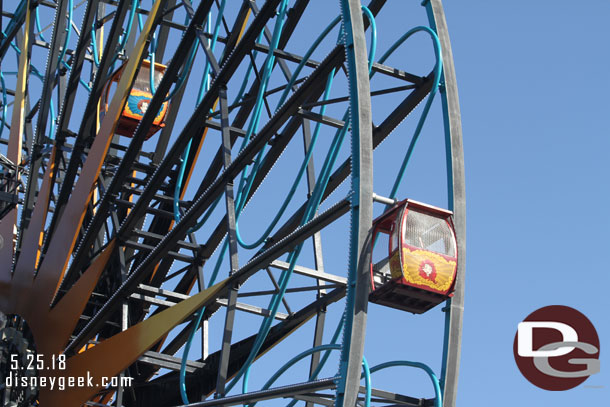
[{"left": 444, "top": 1, "right": 609, "bottom": 405}]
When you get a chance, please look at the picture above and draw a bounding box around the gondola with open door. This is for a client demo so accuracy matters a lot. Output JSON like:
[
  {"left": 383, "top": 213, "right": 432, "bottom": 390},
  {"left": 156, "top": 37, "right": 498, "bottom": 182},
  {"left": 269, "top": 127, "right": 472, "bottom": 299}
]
[
  {"left": 369, "top": 199, "right": 458, "bottom": 314},
  {"left": 102, "top": 60, "right": 170, "bottom": 139}
]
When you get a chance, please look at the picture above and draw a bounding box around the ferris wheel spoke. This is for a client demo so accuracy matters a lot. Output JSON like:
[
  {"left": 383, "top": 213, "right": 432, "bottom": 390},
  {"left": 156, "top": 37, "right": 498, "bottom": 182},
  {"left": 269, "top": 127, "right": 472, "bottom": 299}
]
[
  {"left": 51, "top": 0, "right": 102, "bottom": 174},
  {"left": 43, "top": 0, "right": 145, "bottom": 251},
  {"left": 0, "top": 0, "right": 33, "bottom": 273},
  {"left": 31, "top": 1, "right": 164, "bottom": 312},
  {"left": 65, "top": 0, "right": 216, "bottom": 283},
  {"left": 18, "top": 0, "right": 71, "bottom": 235}
]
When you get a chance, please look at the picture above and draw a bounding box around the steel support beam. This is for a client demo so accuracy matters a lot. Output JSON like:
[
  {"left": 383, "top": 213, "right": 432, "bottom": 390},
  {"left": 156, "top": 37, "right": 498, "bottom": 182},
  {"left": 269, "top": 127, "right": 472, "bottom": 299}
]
[
  {"left": 259, "top": 73, "right": 434, "bottom": 272},
  {"left": 117, "top": 0, "right": 283, "bottom": 237},
  {"left": 0, "top": 0, "right": 26, "bottom": 59},
  {"left": 182, "top": 378, "right": 337, "bottom": 407},
  {"left": 215, "top": 86, "right": 241, "bottom": 396},
  {"left": 301, "top": 118, "right": 328, "bottom": 398},
  {"left": 67, "top": 193, "right": 350, "bottom": 353},
  {"left": 43, "top": 0, "right": 134, "bottom": 250},
  {"left": 172, "top": 47, "right": 344, "bottom": 296},
  {"left": 335, "top": 1, "right": 374, "bottom": 407},
  {"left": 0, "top": 0, "right": 34, "bottom": 276},
  {"left": 18, "top": 0, "right": 70, "bottom": 236},
  {"left": 425, "top": 2, "right": 466, "bottom": 406},
  {"left": 74, "top": 42, "right": 342, "bottom": 325},
  {"left": 131, "top": 287, "right": 346, "bottom": 406},
  {"left": 64, "top": 0, "right": 216, "bottom": 280},
  {"left": 52, "top": 0, "right": 99, "bottom": 157}
]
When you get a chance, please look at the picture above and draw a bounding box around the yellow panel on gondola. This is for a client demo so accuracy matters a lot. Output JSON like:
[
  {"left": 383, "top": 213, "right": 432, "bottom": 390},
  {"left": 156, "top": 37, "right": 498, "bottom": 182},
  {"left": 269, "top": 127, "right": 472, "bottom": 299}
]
[{"left": 400, "top": 247, "right": 456, "bottom": 293}]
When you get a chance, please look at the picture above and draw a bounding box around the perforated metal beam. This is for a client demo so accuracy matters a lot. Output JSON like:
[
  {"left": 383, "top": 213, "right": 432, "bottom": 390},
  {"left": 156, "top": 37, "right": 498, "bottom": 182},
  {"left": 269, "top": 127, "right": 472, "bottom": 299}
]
[
  {"left": 425, "top": 2, "right": 466, "bottom": 406},
  {"left": 334, "top": 1, "right": 374, "bottom": 406}
]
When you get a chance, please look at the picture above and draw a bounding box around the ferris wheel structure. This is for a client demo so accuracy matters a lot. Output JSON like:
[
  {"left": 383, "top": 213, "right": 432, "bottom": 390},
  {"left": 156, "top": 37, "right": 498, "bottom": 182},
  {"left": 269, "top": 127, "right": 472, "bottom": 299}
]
[{"left": 0, "top": 1, "right": 465, "bottom": 406}]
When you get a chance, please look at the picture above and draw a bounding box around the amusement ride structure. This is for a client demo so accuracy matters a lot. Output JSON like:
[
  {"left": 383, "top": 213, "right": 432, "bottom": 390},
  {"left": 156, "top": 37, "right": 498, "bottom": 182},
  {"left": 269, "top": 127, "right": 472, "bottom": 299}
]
[{"left": 0, "top": 0, "right": 465, "bottom": 406}]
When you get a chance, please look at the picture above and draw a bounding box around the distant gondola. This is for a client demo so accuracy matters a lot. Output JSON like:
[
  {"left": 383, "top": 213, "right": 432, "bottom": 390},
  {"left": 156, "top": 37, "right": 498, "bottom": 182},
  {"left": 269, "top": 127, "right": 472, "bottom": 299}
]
[{"left": 102, "top": 60, "right": 169, "bottom": 139}]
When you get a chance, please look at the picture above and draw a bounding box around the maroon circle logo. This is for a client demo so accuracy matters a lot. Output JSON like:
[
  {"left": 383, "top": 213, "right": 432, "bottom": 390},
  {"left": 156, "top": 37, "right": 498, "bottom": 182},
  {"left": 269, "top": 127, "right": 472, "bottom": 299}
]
[{"left": 513, "top": 305, "right": 600, "bottom": 390}]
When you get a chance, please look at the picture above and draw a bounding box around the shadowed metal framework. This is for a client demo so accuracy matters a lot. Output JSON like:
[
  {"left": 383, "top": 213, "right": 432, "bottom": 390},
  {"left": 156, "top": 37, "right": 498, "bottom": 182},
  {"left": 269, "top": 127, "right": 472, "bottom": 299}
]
[{"left": 0, "top": 1, "right": 465, "bottom": 406}]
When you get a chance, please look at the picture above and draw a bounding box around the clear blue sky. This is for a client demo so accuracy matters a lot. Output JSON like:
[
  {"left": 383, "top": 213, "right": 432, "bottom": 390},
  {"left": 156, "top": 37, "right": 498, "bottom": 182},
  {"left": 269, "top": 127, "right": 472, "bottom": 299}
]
[{"left": 444, "top": 1, "right": 609, "bottom": 405}]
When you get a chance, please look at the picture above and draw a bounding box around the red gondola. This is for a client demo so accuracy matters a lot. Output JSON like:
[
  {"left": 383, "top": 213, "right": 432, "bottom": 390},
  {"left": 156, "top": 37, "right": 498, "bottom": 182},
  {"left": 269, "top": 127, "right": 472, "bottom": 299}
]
[
  {"left": 102, "top": 60, "right": 169, "bottom": 139},
  {"left": 369, "top": 199, "right": 458, "bottom": 314}
]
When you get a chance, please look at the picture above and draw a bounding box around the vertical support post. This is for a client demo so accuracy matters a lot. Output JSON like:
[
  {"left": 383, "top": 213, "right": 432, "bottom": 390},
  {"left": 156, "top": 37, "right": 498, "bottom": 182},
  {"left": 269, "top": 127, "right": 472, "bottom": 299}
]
[
  {"left": 336, "top": 1, "right": 374, "bottom": 406},
  {"left": 186, "top": 228, "right": 209, "bottom": 389},
  {"left": 152, "top": 71, "right": 191, "bottom": 164},
  {"left": 124, "top": 1, "right": 139, "bottom": 58},
  {"left": 193, "top": 252, "right": 209, "bottom": 362},
  {"left": 113, "top": 211, "right": 129, "bottom": 407},
  {"left": 217, "top": 286, "right": 238, "bottom": 397},
  {"left": 301, "top": 119, "right": 327, "bottom": 395},
  {"left": 114, "top": 299, "right": 129, "bottom": 405},
  {"left": 424, "top": 2, "right": 466, "bottom": 407},
  {"left": 152, "top": 0, "right": 177, "bottom": 61},
  {"left": 215, "top": 85, "right": 241, "bottom": 397}
]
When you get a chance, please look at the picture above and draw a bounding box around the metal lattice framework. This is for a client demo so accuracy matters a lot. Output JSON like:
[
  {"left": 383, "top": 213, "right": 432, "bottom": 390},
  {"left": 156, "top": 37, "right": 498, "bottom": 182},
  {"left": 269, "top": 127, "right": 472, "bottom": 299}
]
[{"left": 0, "top": 1, "right": 465, "bottom": 406}]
